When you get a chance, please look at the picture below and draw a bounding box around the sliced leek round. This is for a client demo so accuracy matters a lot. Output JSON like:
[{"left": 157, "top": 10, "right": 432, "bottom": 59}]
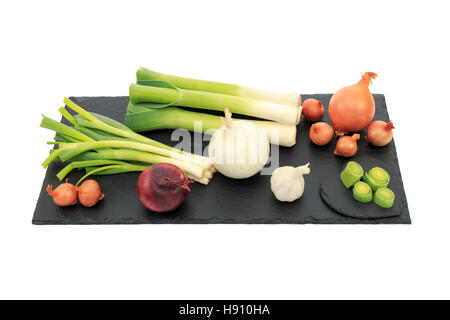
[
  {"left": 374, "top": 187, "right": 395, "bottom": 208},
  {"left": 340, "top": 161, "right": 364, "bottom": 188},
  {"left": 352, "top": 181, "right": 373, "bottom": 203},
  {"left": 363, "top": 167, "right": 390, "bottom": 191}
]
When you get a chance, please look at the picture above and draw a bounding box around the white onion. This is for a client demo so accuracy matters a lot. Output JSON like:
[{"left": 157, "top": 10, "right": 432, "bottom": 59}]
[{"left": 209, "top": 109, "right": 270, "bottom": 179}]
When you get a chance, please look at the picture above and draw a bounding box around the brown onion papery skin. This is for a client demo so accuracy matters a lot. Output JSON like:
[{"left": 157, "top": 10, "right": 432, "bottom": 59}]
[
  {"left": 328, "top": 72, "right": 377, "bottom": 134},
  {"left": 367, "top": 120, "right": 394, "bottom": 147},
  {"left": 334, "top": 134, "right": 360, "bottom": 157},
  {"left": 309, "top": 122, "right": 334, "bottom": 146},
  {"left": 302, "top": 99, "right": 325, "bottom": 122},
  {"left": 78, "top": 180, "right": 104, "bottom": 207}
]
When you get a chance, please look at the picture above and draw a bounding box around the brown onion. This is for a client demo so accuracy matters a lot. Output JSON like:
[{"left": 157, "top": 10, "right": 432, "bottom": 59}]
[{"left": 329, "top": 72, "right": 377, "bottom": 134}]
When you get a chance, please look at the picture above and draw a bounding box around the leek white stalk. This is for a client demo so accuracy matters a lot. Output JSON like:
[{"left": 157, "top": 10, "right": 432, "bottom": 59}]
[
  {"left": 129, "top": 84, "right": 299, "bottom": 126},
  {"left": 125, "top": 104, "right": 298, "bottom": 147},
  {"left": 137, "top": 67, "right": 301, "bottom": 108}
]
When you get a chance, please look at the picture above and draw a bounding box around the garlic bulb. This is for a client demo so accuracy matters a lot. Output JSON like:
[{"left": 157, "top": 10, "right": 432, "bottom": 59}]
[
  {"left": 270, "top": 163, "right": 310, "bottom": 202},
  {"left": 209, "top": 108, "right": 270, "bottom": 179}
]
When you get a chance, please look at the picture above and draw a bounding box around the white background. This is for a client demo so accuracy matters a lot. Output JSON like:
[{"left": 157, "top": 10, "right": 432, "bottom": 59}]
[{"left": 1, "top": 0, "right": 449, "bottom": 299}]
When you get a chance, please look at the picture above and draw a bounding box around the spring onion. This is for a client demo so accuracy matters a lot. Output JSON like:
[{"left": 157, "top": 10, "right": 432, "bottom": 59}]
[
  {"left": 129, "top": 82, "right": 300, "bottom": 126},
  {"left": 136, "top": 67, "right": 301, "bottom": 108},
  {"left": 374, "top": 187, "right": 395, "bottom": 208},
  {"left": 352, "top": 181, "right": 373, "bottom": 203},
  {"left": 363, "top": 167, "right": 390, "bottom": 191},
  {"left": 125, "top": 104, "right": 297, "bottom": 147},
  {"left": 41, "top": 98, "right": 214, "bottom": 184},
  {"left": 340, "top": 161, "right": 364, "bottom": 188}
]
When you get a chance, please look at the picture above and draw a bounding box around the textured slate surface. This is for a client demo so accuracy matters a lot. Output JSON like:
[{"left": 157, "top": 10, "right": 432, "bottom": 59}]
[{"left": 33, "top": 94, "right": 411, "bottom": 224}]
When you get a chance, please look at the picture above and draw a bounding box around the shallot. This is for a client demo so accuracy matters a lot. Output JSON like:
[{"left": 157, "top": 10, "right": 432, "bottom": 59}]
[
  {"left": 77, "top": 179, "right": 104, "bottom": 207},
  {"left": 367, "top": 120, "right": 395, "bottom": 147},
  {"left": 302, "top": 98, "right": 325, "bottom": 122},
  {"left": 46, "top": 182, "right": 78, "bottom": 206},
  {"left": 328, "top": 72, "right": 378, "bottom": 134},
  {"left": 334, "top": 134, "right": 360, "bottom": 157},
  {"left": 309, "top": 122, "right": 334, "bottom": 146}
]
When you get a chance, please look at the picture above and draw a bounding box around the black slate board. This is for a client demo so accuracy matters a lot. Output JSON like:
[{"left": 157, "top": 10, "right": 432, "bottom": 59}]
[{"left": 33, "top": 94, "right": 411, "bottom": 224}]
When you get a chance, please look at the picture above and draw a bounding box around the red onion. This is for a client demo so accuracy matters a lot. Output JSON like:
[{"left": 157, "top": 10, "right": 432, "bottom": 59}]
[{"left": 137, "top": 163, "right": 194, "bottom": 213}]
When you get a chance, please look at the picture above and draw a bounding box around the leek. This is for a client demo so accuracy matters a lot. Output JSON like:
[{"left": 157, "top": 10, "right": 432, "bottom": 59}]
[
  {"left": 352, "top": 181, "right": 373, "bottom": 203},
  {"left": 340, "top": 161, "right": 364, "bottom": 188},
  {"left": 374, "top": 187, "right": 395, "bottom": 208},
  {"left": 129, "top": 83, "right": 300, "bottom": 126},
  {"left": 363, "top": 167, "right": 390, "bottom": 191},
  {"left": 137, "top": 67, "right": 301, "bottom": 108},
  {"left": 125, "top": 104, "right": 297, "bottom": 147}
]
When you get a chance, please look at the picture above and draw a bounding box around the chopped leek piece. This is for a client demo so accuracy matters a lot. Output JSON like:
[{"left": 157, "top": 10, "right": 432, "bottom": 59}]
[
  {"left": 129, "top": 83, "right": 299, "bottom": 126},
  {"left": 136, "top": 67, "right": 301, "bottom": 107},
  {"left": 125, "top": 104, "right": 297, "bottom": 147},
  {"left": 363, "top": 167, "right": 390, "bottom": 191},
  {"left": 352, "top": 181, "right": 373, "bottom": 203},
  {"left": 374, "top": 187, "right": 395, "bottom": 208},
  {"left": 340, "top": 161, "right": 364, "bottom": 188}
]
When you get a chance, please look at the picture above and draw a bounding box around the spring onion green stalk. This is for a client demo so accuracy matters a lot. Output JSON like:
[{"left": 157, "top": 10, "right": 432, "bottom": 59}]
[
  {"left": 64, "top": 97, "right": 212, "bottom": 169},
  {"left": 374, "top": 187, "right": 395, "bottom": 208},
  {"left": 62, "top": 149, "right": 212, "bottom": 182},
  {"left": 125, "top": 104, "right": 297, "bottom": 147},
  {"left": 363, "top": 167, "right": 390, "bottom": 191},
  {"left": 129, "top": 83, "right": 299, "bottom": 126},
  {"left": 44, "top": 140, "right": 205, "bottom": 179},
  {"left": 137, "top": 67, "right": 301, "bottom": 108},
  {"left": 57, "top": 148, "right": 213, "bottom": 184},
  {"left": 77, "top": 157, "right": 212, "bottom": 185},
  {"left": 340, "top": 161, "right": 364, "bottom": 188},
  {"left": 57, "top": 160, "right": 142, "bottom": 181},
  {"left": 41, "top": 116, "right": 93, "bottom": 142},
  {"left": 352, "top": 181, "right": 373, "bottom": 203}
]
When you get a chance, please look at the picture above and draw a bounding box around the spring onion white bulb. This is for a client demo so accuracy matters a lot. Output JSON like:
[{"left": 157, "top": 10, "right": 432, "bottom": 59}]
[{"left": 208, "top": 109, "right": 270, "bottom": 179}]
